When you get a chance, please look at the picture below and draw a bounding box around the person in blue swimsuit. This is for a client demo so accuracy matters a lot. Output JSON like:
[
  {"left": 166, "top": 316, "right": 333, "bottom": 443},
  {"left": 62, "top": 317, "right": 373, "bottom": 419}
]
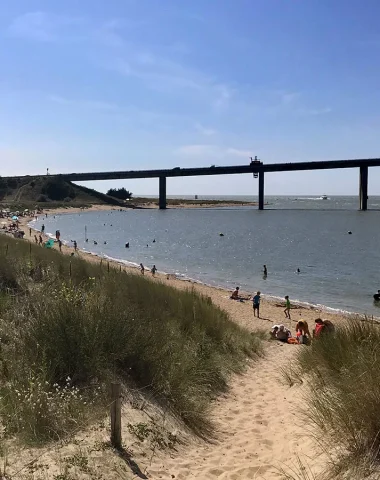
[{"left": 253, "top": 291, "right": 261, "bottom": 318}]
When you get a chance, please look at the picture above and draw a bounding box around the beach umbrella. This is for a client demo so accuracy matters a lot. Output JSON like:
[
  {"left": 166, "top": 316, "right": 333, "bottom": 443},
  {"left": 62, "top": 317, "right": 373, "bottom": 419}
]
[{"left": 12, "top": 216, "right": 18, "bottom": 221}]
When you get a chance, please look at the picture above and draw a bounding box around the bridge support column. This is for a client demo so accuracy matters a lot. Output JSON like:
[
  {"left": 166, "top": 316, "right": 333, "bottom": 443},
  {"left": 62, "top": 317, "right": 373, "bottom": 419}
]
[
  {"left": 359, "top": 166, "right": 368, "bottom": 211},
  {"left": 159, "top": 176, "right": 167, "bottom": 210},
  {"left": 258, "top": 171, "right": 265, "bottom": 210}
]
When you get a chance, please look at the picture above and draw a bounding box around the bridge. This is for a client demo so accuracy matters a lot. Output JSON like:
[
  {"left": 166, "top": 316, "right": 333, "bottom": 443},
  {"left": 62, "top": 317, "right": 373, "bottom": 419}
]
[{"left": 5, "top": 157, "right": 380, "bottom": 210}]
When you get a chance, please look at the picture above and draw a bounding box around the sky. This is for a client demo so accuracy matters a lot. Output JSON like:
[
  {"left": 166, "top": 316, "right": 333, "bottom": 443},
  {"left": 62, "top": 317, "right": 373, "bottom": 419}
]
[{"left": 1, "top": 0, "right": 380, "bottom": 196}]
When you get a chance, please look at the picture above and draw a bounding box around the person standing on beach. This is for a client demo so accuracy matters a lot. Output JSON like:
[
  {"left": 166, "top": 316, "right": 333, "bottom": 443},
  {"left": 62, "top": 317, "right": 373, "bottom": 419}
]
[
  {"left": 252, "top": 291, "right": 261, "bottom": 318},
  {"left": 41, "top": 224, "right": 45, "bottom": 234},
  {"left": 29, "top": 227, "right": 32, "bottom": 237},
  {"left": 34, "top": 234, "right": 38, "bottom": 244},
  {"left": 284, "top": 295, "right": 291, "bottom": 319},
  {"left": 38, "top": 234, "right": 43, "bottom": 245},
  {"left": 151, "top": 265, "right": 157, "bottom": 277},
  {"left": 140, "top": 263, "right": 145, "bottom": 275},
  {"left": 73, "top": 240, "right": 77, "bottom": 252}
]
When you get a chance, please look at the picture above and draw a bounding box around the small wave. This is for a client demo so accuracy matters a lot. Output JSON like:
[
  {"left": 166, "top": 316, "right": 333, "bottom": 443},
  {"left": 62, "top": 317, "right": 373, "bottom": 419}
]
[
  {"left": 263, "top": 293, "right": 354, "bottom": 315},
  {"left": 294, "top": 197, "right": 328, "bottom": 201}
]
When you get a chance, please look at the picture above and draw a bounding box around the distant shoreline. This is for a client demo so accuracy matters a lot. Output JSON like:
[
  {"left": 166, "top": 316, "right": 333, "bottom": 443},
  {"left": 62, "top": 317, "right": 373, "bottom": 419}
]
[{"left": 0, "top": 199, "right": 261, "bottom": 211}]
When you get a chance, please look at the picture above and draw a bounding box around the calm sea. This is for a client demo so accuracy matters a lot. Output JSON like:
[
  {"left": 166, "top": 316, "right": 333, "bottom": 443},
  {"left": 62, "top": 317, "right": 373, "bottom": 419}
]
[{"left": 34, "top": 196, "right": 380, "bottom": 316}]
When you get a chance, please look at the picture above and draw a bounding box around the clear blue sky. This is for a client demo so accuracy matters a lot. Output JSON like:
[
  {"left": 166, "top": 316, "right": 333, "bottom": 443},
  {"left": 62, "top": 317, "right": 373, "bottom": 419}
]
[{"left": 1, "top": 0, "right": 380, "bottom": 196}]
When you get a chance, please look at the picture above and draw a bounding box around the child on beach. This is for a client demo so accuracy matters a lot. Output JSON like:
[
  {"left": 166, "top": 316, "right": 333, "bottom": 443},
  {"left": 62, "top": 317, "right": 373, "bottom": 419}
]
[
  {"left": 295, "top": 320, "right": 310, "bottom": 344},
  {"left": 284, "top": 295, "right": 291, "bottom": 319},
  {"left": 231, "top": 287, "right": 241, "bottom": 300},
  {"left": 252, "top": 291, "right": 261, "bottom": 318},
  {"left": 151, "top": 265, "right": 157, "bottom": 277},
  {"left": 140, "top": 263, "right": 145, "bottom": 275}
]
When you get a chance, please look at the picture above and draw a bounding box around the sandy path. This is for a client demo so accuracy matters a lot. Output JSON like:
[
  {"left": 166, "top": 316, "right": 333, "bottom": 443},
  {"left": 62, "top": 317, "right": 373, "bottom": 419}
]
[{"left": 144, "top": 336, "right": 326, "bottom": 480}]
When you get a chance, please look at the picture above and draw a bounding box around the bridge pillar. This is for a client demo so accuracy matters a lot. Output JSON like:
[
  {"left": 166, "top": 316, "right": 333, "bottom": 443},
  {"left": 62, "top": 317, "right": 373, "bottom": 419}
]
[
  {"left": 258, "top": 171, "right": 265, "bottom": 210},
  {"left": 159, "top": 176, "right": 167, "bottom": 210},
  {"left": 359, "top": 166, "right": 368, "bottom": 211}
]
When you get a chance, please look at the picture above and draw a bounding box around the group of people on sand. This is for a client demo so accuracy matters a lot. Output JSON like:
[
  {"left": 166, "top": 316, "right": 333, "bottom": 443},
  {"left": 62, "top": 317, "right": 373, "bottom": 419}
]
[
  {"left": 270, "top": 318, "right": 335, "bottom": 345},
  {"left": 231, "top": 287, "right": 292, "bottom": 321}
]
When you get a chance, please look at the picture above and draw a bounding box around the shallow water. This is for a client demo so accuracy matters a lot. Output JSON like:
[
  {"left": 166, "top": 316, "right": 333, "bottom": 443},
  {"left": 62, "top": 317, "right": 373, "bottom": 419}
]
[{"left": 35, "top": 196, "right": 380, "bottom": 316}]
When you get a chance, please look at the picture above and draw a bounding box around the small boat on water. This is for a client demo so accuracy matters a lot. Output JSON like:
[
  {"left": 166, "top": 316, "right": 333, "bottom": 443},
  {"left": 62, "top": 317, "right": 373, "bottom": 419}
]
[{"left": 320, "top": 194, "right": 328, "bottom": 200}]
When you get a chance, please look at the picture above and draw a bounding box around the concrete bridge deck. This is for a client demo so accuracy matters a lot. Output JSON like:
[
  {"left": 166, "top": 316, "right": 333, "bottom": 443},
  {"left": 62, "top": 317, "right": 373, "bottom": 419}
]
[{"left": 3, "top": 157, "right": 380, "bottom": 210}]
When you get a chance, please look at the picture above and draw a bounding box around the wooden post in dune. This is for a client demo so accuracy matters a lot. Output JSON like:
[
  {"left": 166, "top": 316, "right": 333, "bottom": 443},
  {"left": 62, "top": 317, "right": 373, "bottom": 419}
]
[
  {"left": 69, "top": 261, "right": 72, "bottom": 278},
  {"left": 119, "top": 265, "right": 121, "bottom": 272},
  {"left": 107, "top": 261, "right": 110, "bottom": 273},
  {"left": 110, "top": 382, "right": 122, "bottom": 449},
  {"left": 29, "top": 242, "right": 32, "bottom": 259}
]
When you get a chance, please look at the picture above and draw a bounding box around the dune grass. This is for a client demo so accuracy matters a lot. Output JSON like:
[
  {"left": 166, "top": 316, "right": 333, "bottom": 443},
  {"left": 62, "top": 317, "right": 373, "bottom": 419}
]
[
  {"left": 292, "top": 319, "right": 380, "bottom": 478},
  {"left": 0, "top": 234, "right": 262, "bottom": 443}
]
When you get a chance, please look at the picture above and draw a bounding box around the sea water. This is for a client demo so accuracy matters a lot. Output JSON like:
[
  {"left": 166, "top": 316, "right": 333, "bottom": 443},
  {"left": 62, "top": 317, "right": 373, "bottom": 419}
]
[{"left": 34, "top": 196, "right": 380, "bottom": 316}]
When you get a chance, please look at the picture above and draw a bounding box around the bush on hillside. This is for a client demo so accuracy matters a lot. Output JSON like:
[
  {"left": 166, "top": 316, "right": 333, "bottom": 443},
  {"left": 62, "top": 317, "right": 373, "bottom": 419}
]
[
  {"left": 106, "top": 187, "right": 133, "bottom": 200},
  {"left": 293, "top": 320, "right": 380, "bottom": 477},
  {"left": 0, "top": 235, "right": 262, "bottom": 443}
]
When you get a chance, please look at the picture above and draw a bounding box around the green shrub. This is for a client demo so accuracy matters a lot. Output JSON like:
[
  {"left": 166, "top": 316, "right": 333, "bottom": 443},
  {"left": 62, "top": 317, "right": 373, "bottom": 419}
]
[
  {"left": 294, "top": 320, "right": 380, "bottom": 476},
  {"left": 0, "top": 235, "right": 262, "bottom": 442}
]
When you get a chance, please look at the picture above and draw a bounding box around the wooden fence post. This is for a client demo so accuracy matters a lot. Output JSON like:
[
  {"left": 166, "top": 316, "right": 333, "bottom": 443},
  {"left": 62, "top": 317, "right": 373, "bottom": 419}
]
[
  {"left": 119, "top": 265, "right": 121, "bottom": 272},
  {"left": 29, "top": 242, "right": 32, "bottom": 259},
  {"left": 107, "top": 261, "right": 110, "bottom": 273},
  {"left": 69, "top": 261, "right": 72, "bottom": 277},
  {"left": 110, "top": 382, "right": 122, "bottom": 449}
]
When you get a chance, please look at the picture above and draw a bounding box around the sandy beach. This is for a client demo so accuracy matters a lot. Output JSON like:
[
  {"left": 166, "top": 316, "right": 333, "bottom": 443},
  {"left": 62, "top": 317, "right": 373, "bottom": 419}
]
[{"left": 13, "top": 205, "right": 352, "bottom": 479}]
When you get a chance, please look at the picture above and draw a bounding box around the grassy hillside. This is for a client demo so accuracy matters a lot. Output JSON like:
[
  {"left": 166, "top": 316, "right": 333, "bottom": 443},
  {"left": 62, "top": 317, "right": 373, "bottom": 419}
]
[
  {"left": 0, "top": 176, "right": 126, "bottom": 207},
  {"left": 0, "top": 234, "right": 262, "bottom": 446}
]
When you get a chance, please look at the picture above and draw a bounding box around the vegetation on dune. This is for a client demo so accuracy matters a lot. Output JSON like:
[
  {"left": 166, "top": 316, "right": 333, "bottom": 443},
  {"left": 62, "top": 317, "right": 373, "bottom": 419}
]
[
  {"left": 290, "top": 320, "right": 380, "bottom": 478},
  {"left": 0, "top": 176, "right": 126, "bottom": 207},
  {"left": 0, "top": 235, "right": 262, "bottom": 444}
]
